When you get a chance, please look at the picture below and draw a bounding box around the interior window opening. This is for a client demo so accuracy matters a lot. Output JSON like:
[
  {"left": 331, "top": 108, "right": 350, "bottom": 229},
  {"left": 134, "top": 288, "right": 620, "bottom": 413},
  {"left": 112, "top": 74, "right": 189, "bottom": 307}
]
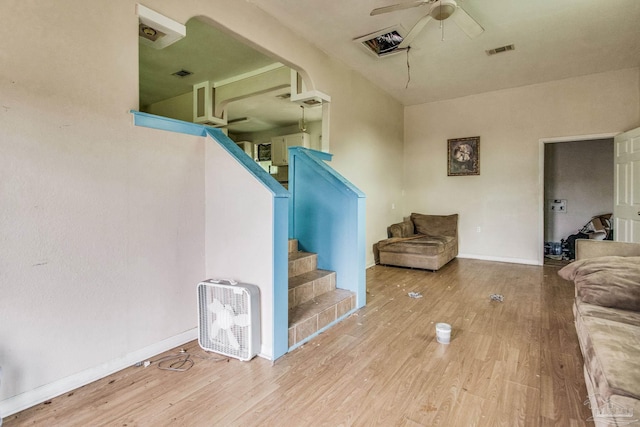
[{"left": 137, "top": 11, "right": 329, "bottom": 187}]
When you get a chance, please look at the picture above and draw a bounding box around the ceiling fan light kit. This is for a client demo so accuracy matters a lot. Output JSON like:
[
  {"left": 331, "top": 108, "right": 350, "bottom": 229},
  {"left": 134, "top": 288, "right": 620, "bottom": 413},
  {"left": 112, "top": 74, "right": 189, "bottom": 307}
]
[{"left": 429, "top": 0, "right": 457, "bottom": 20}]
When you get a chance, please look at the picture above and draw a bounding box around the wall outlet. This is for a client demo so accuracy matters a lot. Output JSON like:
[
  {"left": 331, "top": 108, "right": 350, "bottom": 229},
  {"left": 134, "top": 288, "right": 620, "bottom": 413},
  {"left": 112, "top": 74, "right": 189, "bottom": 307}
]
[{"left": 476, "top": 226, "right": 482, "bottom": 233}]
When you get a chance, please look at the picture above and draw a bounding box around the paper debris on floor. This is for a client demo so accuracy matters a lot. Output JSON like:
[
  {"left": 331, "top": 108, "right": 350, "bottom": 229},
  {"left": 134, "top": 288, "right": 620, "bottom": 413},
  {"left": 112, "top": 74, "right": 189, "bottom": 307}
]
[
  {"left": 408, "top": 292, "right": 423, "bottom": 299},
  {"left": 490, "top": 294, "right": 504, "bottom": 302}
]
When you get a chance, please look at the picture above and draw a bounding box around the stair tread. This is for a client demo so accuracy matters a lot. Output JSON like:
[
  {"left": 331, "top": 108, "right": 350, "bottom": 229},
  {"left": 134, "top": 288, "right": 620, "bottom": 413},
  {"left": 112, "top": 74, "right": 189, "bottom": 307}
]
[
  {"left": 288, "top": 251, "right": 316, "bottom": 261},
  {"left": 288, "top": 269, "right": 335, "bottom": 290},
  {"left": 289, "top": 288, "right": 354, "bottom": 325}
]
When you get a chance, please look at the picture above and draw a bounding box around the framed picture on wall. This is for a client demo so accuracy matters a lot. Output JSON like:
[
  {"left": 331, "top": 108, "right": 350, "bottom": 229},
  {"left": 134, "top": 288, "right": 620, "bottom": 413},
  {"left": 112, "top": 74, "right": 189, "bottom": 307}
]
[
  {"left": 257, "top": 143, "right": 271, "bottom": 161},
  {"left": 448, "top": 136, "right": 480, "bottom": 176}
]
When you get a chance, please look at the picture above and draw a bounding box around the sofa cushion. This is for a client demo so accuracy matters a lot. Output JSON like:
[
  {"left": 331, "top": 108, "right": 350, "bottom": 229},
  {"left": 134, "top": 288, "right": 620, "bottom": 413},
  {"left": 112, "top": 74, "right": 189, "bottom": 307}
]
[
  {"left": 378, "top": 235, "right": 454, "bottom": 257},
  {"left": 575, "top": 307, "right": 640, "bottom": 401},
  {"left": 575, "top": 300, "right": 640, "bottom": 328},
  {"left": 558, "top": 256, "right": 640, "bottom": 311},
  {"left": 410, "top": 213, "right": 458, "bottom": 238},
  {"left": 583, "top": 368, "right": 640, "bottom": 427}
]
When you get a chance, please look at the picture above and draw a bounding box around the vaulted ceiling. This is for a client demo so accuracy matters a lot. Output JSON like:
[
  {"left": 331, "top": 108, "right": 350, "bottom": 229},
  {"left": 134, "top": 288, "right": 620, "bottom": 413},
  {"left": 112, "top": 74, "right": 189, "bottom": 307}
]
[
  {"left": 140, "top": 0, "right": 640, "bottom": 134},
  {"left": 250, "top": 0, "right": 640, "bottom": 105}
]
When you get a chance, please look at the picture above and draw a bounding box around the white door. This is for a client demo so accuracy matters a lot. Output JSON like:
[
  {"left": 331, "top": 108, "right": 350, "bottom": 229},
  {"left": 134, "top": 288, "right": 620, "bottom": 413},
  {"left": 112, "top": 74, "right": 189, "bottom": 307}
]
[{"left": 614, "top": 127, "right": 640, "bottom": 242}]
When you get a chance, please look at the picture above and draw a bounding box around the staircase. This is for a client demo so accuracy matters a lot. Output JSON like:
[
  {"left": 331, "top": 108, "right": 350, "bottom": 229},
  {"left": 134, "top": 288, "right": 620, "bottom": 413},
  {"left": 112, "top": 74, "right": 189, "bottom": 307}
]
[{"left": 288, "top": 239, "right": 356, "bottom": 348}]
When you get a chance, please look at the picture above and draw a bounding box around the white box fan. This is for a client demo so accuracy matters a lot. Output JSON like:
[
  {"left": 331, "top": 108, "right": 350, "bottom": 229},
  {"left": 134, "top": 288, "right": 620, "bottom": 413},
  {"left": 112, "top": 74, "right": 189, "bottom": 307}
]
[{"left": 197, "top": 279, "right": 260, "bottom": 361}]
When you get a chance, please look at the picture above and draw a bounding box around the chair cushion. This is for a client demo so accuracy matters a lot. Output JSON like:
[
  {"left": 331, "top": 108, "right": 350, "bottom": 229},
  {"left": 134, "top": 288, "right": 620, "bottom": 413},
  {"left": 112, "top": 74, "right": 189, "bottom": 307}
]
[
  {"left": 377, "top": 236, "right": 454, "bottom": 257},
  {"left": 410, "top": 213, "right": 458, "bottom": 238}
]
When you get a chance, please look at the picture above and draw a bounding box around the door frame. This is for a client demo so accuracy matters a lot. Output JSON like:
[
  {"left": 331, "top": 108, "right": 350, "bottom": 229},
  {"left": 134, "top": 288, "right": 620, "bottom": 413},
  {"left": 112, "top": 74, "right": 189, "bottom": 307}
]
[{"left": 537, "top": 132, "right": 618, "bottom": 265}]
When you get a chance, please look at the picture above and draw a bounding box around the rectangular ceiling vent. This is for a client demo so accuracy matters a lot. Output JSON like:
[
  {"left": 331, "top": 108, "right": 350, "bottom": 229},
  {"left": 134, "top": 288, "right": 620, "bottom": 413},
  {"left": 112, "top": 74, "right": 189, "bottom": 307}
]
[
  {"left": 172, "top": 69, "right": 193, "bottom": 78},
  {"left": 486, "top": 44, "right": 515, "bottom": 56},
  {"left": 353, "top": 26, "right": 406, "bottom": 58}
]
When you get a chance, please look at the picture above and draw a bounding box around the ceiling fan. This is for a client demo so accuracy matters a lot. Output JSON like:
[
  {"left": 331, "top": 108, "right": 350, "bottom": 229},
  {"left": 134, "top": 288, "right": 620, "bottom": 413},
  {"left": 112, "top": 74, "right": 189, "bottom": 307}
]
[{"left": 370, "top": 0, "right": 484, "bottom": 48}]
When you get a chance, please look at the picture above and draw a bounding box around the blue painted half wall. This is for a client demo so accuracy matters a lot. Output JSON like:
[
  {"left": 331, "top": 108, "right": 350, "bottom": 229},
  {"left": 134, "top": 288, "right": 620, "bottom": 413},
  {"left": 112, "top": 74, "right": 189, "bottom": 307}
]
[{"left": 288, "top": 147, "right": 366, "bottom": 308}]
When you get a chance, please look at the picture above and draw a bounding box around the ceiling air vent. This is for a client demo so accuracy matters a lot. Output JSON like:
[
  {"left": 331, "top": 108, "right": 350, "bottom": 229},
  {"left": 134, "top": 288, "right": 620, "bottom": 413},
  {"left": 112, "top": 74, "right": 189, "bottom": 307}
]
[
  {"left": 172, "top": 69, "right": 193, "bottom": 78},
  {"left": 486, "top": 44, "right": 515, "bottom": 56},
  {"left": 354, "top": 26, "right": 406, "bottom": 58}
]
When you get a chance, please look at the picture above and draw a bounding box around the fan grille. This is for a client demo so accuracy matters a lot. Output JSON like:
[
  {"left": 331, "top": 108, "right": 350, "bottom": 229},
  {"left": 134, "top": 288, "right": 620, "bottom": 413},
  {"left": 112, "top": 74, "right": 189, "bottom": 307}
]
[{"left": 197, "top": 281, "right": 260, "bottom": 361}]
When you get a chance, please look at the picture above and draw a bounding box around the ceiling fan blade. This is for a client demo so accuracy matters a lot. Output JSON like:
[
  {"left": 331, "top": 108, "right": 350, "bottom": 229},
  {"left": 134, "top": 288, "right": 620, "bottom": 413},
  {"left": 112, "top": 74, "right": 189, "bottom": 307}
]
[
  {"left": 370, "top": 1, "right": 427, "bottom": 16},
  {"left": 452, "top": 6, "right": 484, "bottom": 39},
  {"left": 398, "top": 15, "right": 433, "bottom": 48}
]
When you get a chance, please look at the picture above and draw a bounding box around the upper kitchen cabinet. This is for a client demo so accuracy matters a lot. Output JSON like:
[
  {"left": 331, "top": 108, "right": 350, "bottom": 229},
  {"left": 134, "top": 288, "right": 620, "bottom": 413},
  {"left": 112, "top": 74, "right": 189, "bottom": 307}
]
[{"left": 271, "top": 133, "right": 310, "bottom": 166}]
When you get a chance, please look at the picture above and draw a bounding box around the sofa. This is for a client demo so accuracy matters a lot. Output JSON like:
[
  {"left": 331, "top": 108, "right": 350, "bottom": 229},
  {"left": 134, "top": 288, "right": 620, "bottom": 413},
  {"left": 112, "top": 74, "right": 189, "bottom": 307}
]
[
  {"left": 375, "top": 213, "right": 458, "bottom": 271},
  {"left": 558, "top": 240, "right": 640, "bottom": 427}
]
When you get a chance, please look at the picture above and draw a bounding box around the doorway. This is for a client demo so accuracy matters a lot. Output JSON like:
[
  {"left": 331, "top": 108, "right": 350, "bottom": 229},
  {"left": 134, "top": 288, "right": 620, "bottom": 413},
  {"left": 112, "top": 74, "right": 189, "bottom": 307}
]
[{"left": 541, "top": 137, "right": 614, "bottom": 265}]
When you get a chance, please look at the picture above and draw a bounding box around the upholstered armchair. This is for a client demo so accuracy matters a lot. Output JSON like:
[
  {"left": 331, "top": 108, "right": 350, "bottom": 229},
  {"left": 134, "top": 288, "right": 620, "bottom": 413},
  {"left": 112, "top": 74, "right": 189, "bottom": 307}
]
[{"left": 375, "top": 213, "right": 458, "bottom": 271}]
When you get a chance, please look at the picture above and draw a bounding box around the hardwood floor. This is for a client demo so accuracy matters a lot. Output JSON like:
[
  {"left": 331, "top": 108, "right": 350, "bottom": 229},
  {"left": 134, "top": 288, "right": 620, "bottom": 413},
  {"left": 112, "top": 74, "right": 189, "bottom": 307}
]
[{"left": 5, "top": 259, "right": 592, "bottom": 426}]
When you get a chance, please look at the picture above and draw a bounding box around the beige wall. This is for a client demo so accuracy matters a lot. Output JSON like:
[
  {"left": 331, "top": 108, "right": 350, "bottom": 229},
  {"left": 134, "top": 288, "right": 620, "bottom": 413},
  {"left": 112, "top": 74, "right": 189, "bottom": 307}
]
[
  {"left": 404, "top": 68, "right": 640, "bottom": 264},
  {"left": 0, "top": 0, "right": 203, "bottom": 410},
  {"left": 328, "top": 74, "right": 405, "bottom": 263},
  {"left": 0, "top": 0, "right": 404, "bottom": 413}
]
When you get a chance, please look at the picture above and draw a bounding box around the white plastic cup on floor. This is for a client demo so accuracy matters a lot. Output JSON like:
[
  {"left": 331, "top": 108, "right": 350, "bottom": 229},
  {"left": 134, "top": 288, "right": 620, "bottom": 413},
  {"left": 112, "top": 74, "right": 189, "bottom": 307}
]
[{"left": 436, "top": 323, "right": 451, "bottom": 344}]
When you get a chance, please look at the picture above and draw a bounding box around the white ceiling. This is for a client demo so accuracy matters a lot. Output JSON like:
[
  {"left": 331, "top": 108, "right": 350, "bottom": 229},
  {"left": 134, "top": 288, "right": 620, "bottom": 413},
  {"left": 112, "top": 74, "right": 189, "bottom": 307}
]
[
  {"left": 140, "top": 0, "right": 640, "bottom": 134},
  {"left": 249, "top": 0, "right": 640, "bottom": 105}
]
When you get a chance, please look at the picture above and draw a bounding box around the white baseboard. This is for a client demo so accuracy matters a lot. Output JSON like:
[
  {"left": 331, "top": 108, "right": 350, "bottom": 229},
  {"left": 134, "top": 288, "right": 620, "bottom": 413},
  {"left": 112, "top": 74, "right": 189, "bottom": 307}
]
[
  {"left": 0, "top": 328, "right": 198, "bottom": 418},
  {"left": 457, "top": 253, "right": 540, "bottom": 266}
]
